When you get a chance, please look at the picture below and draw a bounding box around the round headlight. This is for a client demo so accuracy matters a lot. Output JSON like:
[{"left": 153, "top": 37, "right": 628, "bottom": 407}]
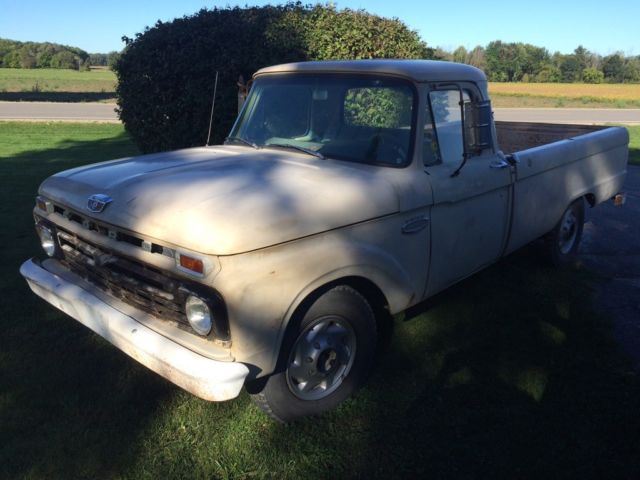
[
  {"left": 36, "top": 224, "right": 56, "bottom": 257},
  {"left": 185, "top": 295, "right": 212, "bottom": 336}
]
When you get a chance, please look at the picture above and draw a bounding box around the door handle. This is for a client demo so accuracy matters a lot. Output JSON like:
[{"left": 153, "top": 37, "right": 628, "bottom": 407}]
[
  {"left": 490, "top": 159, "right": 510, "bottom": 169},
  {"left": 402, "top": 216, "right": 430, "bottom": 234}
]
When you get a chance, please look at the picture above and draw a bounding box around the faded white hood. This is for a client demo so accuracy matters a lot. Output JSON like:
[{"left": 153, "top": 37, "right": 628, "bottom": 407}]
[{"left": 39, "top": 146, "right": 400, "bottom": 255}]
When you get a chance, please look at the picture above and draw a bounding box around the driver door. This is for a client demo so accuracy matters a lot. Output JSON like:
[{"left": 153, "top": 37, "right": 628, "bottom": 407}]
[{"left": 423, "top": 87, "right": 513, "bottom": 297}]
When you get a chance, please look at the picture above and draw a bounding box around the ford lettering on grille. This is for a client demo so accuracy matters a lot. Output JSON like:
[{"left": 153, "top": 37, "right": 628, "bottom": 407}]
[{"left": 87, "top": 194, "right": 113, "bottom": 213}]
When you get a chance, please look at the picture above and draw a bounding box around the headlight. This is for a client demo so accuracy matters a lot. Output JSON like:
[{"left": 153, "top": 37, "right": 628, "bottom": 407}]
[
  {"left": 185, "top": 295, "right": 212, "bottom": 336},
  {"left": 36, "top": 223, "right": 56, "bottom": 257}
]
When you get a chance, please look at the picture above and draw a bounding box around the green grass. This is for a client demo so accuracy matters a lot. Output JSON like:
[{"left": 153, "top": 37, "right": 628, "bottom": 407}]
[
  {"left": 1, "top": 122, "right": 639, "bottom": 478},
  {"left": 0, "top": 68, "right": 116, "bottom": 102},
  {"left": 627, "top": 125, "right": 640, "bottom": 165}
]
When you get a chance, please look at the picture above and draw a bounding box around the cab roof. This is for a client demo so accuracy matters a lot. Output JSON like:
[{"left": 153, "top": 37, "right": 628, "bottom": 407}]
[{"left": 255, "top": 59, "right": 487, "bottom": 84}]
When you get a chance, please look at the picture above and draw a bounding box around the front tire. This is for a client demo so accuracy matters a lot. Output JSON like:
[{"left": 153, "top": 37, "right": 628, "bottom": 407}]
[
  {"left": 250, "top": 285, "right": 377, "bottom": 422},
  {"left": 546, "top": 198, "right": 585, "bottom": 266}
]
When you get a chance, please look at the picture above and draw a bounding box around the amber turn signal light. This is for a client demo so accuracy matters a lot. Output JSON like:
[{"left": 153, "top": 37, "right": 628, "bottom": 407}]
[{"left": 179, "top": 254, "right": 204, "bottom": 274}]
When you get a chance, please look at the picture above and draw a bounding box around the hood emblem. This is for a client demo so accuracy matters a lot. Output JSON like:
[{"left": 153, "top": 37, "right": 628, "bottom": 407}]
[{"left": 87, "top": 194, "right": 113, "bottom": 213}]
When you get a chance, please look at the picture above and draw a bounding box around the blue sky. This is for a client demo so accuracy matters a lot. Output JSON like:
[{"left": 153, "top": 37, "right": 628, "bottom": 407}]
[{"left": 1, "top": 0, "right": 638, "bottom": 55}]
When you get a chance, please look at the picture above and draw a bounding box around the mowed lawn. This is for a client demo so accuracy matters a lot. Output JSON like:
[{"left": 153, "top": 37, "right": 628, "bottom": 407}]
[
  {"left": 1, "top": 122, "right": 640, "bottom": 479},
  {"left": 490, "top": 82, "right": 640, "bottom": 108},
  {"left": 0, "top": 68, "right": 116, "bottom": 92}
]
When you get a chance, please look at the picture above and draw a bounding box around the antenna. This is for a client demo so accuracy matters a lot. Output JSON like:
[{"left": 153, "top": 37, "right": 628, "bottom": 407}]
[{"left": 205, "top": 71, "right": 219, "bottom": 146}]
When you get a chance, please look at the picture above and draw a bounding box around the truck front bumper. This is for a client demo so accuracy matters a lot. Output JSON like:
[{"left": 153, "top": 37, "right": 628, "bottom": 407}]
[{"left": 20, "top": 258, "right": 249, "bottom": 401}]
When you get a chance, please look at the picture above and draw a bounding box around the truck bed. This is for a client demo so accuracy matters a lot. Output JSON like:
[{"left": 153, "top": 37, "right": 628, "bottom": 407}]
[
  {"left": 496, "top": 121, "right": 629, "bottom": 255},
  {"left": 495, "top": 121, "right": 608, "bottom": 154}
]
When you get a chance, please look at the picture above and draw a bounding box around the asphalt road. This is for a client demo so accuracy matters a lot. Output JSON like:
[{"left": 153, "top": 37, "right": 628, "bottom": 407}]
[
  {"left": 0, "top": 101, "right": 119, "bottom": 122},
  {"left": 0, "top": 101, "right": 639, "bottom": 125},
  {"left": 495, "top": 108, "right": 640, "bottom": 125}
]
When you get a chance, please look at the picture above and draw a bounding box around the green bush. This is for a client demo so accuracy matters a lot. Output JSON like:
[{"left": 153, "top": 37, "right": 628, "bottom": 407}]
[
  {"left": 114, "top": 4, "right": 429, "bottom": 153},
  {"left": 582, "top": 67, "right": 604, "bottom": 84}
]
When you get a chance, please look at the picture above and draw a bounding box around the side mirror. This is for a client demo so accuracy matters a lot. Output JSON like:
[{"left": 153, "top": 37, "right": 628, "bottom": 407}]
[{"left": 472, "top": 100, "right": 493, "bottom": 151}]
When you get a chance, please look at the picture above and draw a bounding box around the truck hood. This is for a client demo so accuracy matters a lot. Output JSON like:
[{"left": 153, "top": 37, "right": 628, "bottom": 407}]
[{"left": 39, "top": 146, "right": 400, "bottom": 255}]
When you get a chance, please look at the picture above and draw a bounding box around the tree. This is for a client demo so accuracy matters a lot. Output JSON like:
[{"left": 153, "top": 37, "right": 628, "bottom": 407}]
[
  {"left": 484, "top": 41, "right": 549, "bottom": 82},
  {"left": 602, "top": 54, "right": 624, "bottom": 82},
  {"left": 582, "top": 67, "right": 604, "bottom": 84},
  {"left": 467, "top": 46, "right": 486, "bottom": 70},
  {"left": 18, "top": 46, "right": 36, "bottom": 68},
  {"left": 0, "top": 38, "right": 90, "bottom": 70},
  {"left": 535, "top": 64, "right": 561, "bottom": 82},
  {"left": 559, "top": 55, "right": 581, "bottom": 82},
  {"left": 106, "top": 51, "right": 120, "bottom": 69},
  {"left": 89, "top": 53, "right": 108, "bottom": 66},
  {"left": 303, "top": 6, "right": 428, "bottom": 60},
  {"left": 622, "top": 58, "right": 640, "bottom": 83},
  {"left": 573, "top": 45, "right": 590, "bottom": 74},
  {"left": 452, "top": 46, "right": 468, "bottom": 64},
  {"left": 50, "top": 50, "right": 78, "bottom": 69},
  {"left": 115, "top": 4, "right": 430, "bottom": 153}
]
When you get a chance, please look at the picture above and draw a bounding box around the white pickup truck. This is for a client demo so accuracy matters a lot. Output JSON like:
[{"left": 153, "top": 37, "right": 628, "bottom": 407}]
[{"left": 21, "top": 60, "right": 628, "bottom": 422}]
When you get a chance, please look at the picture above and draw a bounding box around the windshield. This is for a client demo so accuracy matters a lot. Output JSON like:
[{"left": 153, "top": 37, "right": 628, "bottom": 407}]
[{"left": 228, "top": 74, "right": 416, "bottom": 167}]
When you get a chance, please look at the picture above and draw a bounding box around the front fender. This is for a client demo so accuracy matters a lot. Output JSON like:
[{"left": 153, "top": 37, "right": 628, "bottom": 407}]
[{"left": 215, "top": 212, "right": 429, "bottom": 378}]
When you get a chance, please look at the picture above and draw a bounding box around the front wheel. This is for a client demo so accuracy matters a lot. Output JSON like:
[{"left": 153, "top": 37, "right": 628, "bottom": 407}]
[
  {"left": 249, "top": 285, "right": 377, "bottom": 422},
  {"left": 546, "top": 198, "right": 585, "bottom": 266}
]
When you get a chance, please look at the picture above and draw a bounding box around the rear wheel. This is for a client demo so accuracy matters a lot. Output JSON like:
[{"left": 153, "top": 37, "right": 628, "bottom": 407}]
[
  {"left": 249, "top": 285, "right": 377, "bottom": 422},
  {"left": 546, "top": 198, "right": 585, "bottom": 266}
]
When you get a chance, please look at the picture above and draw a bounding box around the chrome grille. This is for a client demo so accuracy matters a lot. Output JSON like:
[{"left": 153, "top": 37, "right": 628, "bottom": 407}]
[
  {"left": 52, "top": 202, "right": 175, "bottom": 259},
  {"left": 56, "top": 227, "right": 188, "bottom": 326}
]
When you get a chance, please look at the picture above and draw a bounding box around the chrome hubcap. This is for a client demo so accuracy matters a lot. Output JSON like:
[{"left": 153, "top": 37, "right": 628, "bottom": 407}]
[
  {"left": 286, "top": 316, "right": 356, "bottom": 400},
  {"left": 558, "top": 208, "right": 578, "bottom": 255}
]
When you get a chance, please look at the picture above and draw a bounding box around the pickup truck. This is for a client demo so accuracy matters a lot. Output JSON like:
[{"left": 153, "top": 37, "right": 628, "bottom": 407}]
[{"left": 20, "top": 60, "right": 629, "bottom": 422}]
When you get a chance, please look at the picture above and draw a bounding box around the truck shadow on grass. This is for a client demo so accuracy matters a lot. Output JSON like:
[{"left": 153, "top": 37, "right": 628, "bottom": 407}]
[{"left": 256, "top": 248, "right": 640, "bottom": 479}]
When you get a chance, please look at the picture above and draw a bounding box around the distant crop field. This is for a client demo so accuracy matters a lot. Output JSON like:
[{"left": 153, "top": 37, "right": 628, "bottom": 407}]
[
  {"left": 490, "top": 82, "right": 640, "bottom": 108},
  {"left": 489, "top": 82, "right": 640, "bottom": 100}
]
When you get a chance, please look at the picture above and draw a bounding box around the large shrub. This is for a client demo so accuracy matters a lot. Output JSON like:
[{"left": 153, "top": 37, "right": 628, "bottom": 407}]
[{"left": 114, "top": 4, "right": 429, "bottom": 153}]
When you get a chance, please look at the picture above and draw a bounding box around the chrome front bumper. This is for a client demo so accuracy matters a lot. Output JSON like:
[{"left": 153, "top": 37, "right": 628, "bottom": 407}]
[{"left": 20, "top": 258, "right": 249, "bottom": 401}]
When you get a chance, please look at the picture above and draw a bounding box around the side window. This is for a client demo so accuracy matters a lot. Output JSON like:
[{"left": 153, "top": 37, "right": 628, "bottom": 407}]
[{"left": 423, "top": 89, "right": 471, "bottom": 166}]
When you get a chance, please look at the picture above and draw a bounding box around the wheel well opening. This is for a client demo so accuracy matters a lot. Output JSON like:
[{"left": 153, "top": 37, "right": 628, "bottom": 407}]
[
  {"left": 585, "top": 193, "right": 596, "bottom": 208},
  {"left": 308, "top": 276, "right": 394, "bottom": 353}
]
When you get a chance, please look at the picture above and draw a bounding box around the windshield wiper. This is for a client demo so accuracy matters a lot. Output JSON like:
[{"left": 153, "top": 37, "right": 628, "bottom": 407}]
[
  {"left": 266, "top": 143, "right": 325, "bottom": 160},
  {"left": 224, "top": 136, "right": 260, "bottom": 149}
]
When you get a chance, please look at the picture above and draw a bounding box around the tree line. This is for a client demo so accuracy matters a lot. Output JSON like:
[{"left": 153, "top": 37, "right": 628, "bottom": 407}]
[
  {"left": 2, "top": 22, "right": 638, "bottom": 84},
  {"left": 435, "top": 42, "right": 640, "bottom": 83},
  {"left": 0, "top": 38, "right": 119, "bottom": 70}
]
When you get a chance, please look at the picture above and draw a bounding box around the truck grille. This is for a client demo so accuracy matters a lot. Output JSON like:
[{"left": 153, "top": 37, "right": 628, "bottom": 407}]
[
  {"left": 56, "top": 226, "right": 188, "bottom": 326},
  {"left": 52, "top": 202, "right": 176, "bottom": 260}
]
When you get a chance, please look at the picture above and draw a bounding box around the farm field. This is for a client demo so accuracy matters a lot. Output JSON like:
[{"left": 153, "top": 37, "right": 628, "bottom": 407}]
[
  {"left": 490, "top": 82, "right": 640, "bottom": 108},
  {"left": 1, "top": 68, "right": 639, "bottom": 108},
  {"left": 0, "top": 68, "right": 116, "bottom": 102},
  {"left": 1, "top": 122, "right": 639, "bottom": 478}
]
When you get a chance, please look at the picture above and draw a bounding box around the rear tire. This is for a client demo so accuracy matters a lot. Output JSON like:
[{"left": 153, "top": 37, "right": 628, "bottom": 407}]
[
  {"left": 249, "top": 285, "right": 377, "bottom": 423},
  {"left": 546, "top": 198, "right": 585, "bottom": 266}
]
